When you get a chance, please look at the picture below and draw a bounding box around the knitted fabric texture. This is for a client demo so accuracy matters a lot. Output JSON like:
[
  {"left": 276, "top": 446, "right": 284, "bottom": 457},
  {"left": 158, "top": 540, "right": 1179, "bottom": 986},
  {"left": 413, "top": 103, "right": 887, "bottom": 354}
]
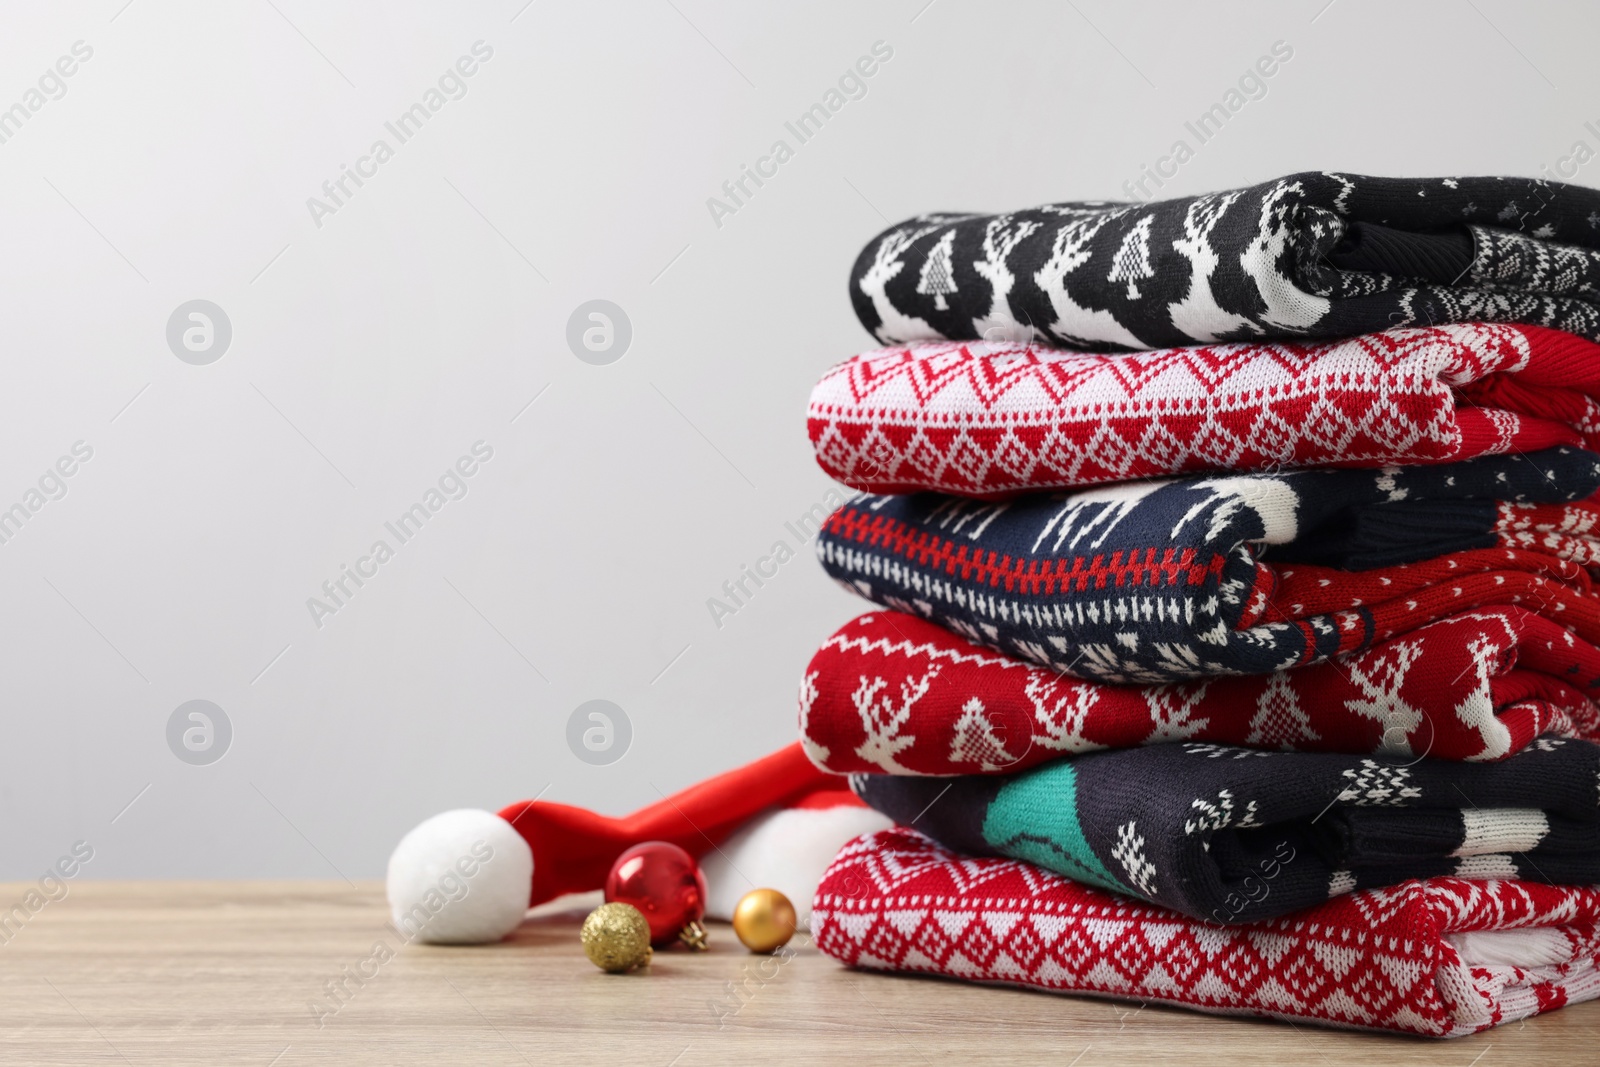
[
  {"left": 850, "top": 172, "right": 1600, "bottom": 351},
  {"left": 799, "top": 608, "right": 1600, "bottom": 770},
  {"left": 811, "top": 827, "right": 1600, "bottom": 1037},
  {"left": 849, "top": 738, "right": 1600, "bottom": 925},
  {"left": 808, "top": 323, "right": 1600, "bottom": 497},
  {"left": 816, "top": 449, "right": 1600, "bottom": 683}
]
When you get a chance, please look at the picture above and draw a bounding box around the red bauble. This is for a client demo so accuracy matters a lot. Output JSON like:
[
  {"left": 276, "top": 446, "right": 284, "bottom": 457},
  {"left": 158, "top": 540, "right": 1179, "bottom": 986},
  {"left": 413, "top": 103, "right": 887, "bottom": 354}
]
[{"left": 604, "top": 841, "right": 708, "bottom": 949}]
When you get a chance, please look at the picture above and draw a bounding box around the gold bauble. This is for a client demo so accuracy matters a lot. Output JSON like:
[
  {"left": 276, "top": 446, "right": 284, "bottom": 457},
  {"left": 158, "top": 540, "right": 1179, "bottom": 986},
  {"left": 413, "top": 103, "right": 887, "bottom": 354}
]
[
  {"left": 732, "top": 888, "right": 797, "bottom": 953},
  {"left": 581, "top": 902, "right": 653, "bottom": 973}
]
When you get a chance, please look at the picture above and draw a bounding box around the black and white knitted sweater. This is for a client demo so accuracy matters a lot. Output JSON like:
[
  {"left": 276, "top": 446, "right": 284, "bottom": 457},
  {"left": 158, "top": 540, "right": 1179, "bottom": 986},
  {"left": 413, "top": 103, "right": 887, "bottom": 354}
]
[
  {"left": 850, "top": 172, "right": 1600, "bottom": 350},
  {"left": 852, "top": 737, "right": 1600, "bottom": 925}
]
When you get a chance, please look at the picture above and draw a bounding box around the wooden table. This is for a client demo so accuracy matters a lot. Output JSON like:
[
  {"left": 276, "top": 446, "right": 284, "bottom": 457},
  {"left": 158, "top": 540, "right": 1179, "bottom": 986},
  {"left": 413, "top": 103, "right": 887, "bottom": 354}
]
[{"left": 3, "top": 882, "right": 1596, "bottom": 1065}]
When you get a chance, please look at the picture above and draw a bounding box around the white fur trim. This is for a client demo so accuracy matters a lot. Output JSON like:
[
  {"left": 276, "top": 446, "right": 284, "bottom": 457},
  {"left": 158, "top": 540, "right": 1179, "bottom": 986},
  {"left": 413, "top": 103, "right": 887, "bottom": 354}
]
[
  {"left": 385, "top": 809, "right": 533, "bottom": 944},
  {"left": 700, "top": 805, "right": 892, "bottom": 929}
]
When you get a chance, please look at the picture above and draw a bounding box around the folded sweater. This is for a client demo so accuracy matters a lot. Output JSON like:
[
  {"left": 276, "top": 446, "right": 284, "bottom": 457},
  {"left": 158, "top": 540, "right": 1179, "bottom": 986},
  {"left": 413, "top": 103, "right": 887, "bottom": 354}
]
[
  {"left": 850, "top": 738, "right": 1600, "bottom": 924},
  {"left": 813, "top": 827, "right": 1600, "bottom": 1037},
  {"left": 800, "top": 609, "right": 1600, "bottom": 770},
  {"left": 816, "top": 448, "right": 1600, "bottom": 683},
  {"left": 808, "top": 323, "right": 1600, "bottom": 496},
  {"left": 850, "top": 172, "right": 1600, "bottom": 351},
  {"left": 819, "top": 447, "right": 1600, "bottom": 681}
]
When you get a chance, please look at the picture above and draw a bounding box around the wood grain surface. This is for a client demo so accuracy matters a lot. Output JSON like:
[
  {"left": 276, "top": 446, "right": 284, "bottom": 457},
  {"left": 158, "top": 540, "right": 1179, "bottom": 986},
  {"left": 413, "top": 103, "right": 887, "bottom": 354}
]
[{"left": 1, "top": 881, "right": 1596, "bottom": 1065}]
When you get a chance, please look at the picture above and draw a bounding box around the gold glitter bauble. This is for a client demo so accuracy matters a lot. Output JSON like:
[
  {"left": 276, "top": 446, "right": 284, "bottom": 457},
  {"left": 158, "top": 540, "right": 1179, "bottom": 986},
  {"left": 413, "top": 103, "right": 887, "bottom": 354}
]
[
  {"left": 581, "top": 902, "right": 653, "bottom": 973},
  {"left": 732, "top": 889, "right": 797, "bottom": 953}
]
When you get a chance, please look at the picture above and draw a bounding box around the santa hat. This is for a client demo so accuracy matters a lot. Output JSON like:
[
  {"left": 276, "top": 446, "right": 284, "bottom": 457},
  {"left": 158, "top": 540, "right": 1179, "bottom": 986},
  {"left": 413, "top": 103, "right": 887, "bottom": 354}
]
[{"left": 385, "top": 743, "right": 886, "bottom": 944}]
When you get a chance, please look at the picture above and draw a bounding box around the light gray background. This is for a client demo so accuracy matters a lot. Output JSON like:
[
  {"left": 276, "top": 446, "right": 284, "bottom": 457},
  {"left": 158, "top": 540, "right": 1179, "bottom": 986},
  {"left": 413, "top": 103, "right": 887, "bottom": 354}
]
[{"left": 3, "top": 0, "right": 1596, "bottom": 879}]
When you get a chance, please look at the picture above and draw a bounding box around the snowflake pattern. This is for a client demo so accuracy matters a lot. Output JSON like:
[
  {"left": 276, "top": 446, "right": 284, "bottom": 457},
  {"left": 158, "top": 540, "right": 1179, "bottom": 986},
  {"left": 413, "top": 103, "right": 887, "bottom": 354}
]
[
  {"left": 1111, "top": 820, "right": 1158, "bottom": 896},
  {"left": 1337, "top": 759, "right": 1424, "bottom": 805},
  {"left": 1183, "top": 788, "right": 1262, "bottom": 840}
]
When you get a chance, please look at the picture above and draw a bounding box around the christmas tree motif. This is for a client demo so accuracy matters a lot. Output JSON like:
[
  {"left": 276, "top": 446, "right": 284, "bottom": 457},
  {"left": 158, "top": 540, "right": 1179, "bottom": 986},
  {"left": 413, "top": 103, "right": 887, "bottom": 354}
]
[
  {"left": 858, "top": 218, "right": 952, "bottom": 343},
  {"left": 1107, "top": 214, "right": 1155, "bottom": 299},
  {"left": 917, "top": 230, "right": 958, "bottom": 310},
  {"left": 851, "top": 667, "right": 938, "bottom": 774},
  {"left": 971, "top": 215, "right": 1042, "bottom": 340},
  {"left": 948, "top": 697, "right": 1017, "bottom": 771},
  {"left": 1246, "top": 670, "right": 1318, "bottom": 748},
  {"left": 1023, "top": 674, "right": 1101, "bottom": 753},
  {"left": 1034, "top": 215, "right": 1147, "bottom": 349}
]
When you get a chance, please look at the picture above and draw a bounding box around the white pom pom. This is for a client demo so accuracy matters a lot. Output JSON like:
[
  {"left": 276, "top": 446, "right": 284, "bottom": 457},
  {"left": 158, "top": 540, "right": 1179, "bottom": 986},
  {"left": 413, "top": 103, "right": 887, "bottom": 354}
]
[{"left": 386, "top": 809, "right": 533, "bottom": 944}]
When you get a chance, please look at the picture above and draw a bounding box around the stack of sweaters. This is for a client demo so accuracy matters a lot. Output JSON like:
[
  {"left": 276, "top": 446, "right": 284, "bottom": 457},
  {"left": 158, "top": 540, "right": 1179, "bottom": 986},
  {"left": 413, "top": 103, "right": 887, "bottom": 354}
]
[{"left": 798, "top": 172, "right": 1600, "bottom": 1037}]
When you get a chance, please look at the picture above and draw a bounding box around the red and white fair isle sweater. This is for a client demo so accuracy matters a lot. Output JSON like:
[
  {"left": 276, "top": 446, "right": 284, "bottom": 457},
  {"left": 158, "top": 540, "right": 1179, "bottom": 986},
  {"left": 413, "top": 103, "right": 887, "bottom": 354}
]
[{"left": 809, "top": 323, "right": 1600, "bottom": 497}]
